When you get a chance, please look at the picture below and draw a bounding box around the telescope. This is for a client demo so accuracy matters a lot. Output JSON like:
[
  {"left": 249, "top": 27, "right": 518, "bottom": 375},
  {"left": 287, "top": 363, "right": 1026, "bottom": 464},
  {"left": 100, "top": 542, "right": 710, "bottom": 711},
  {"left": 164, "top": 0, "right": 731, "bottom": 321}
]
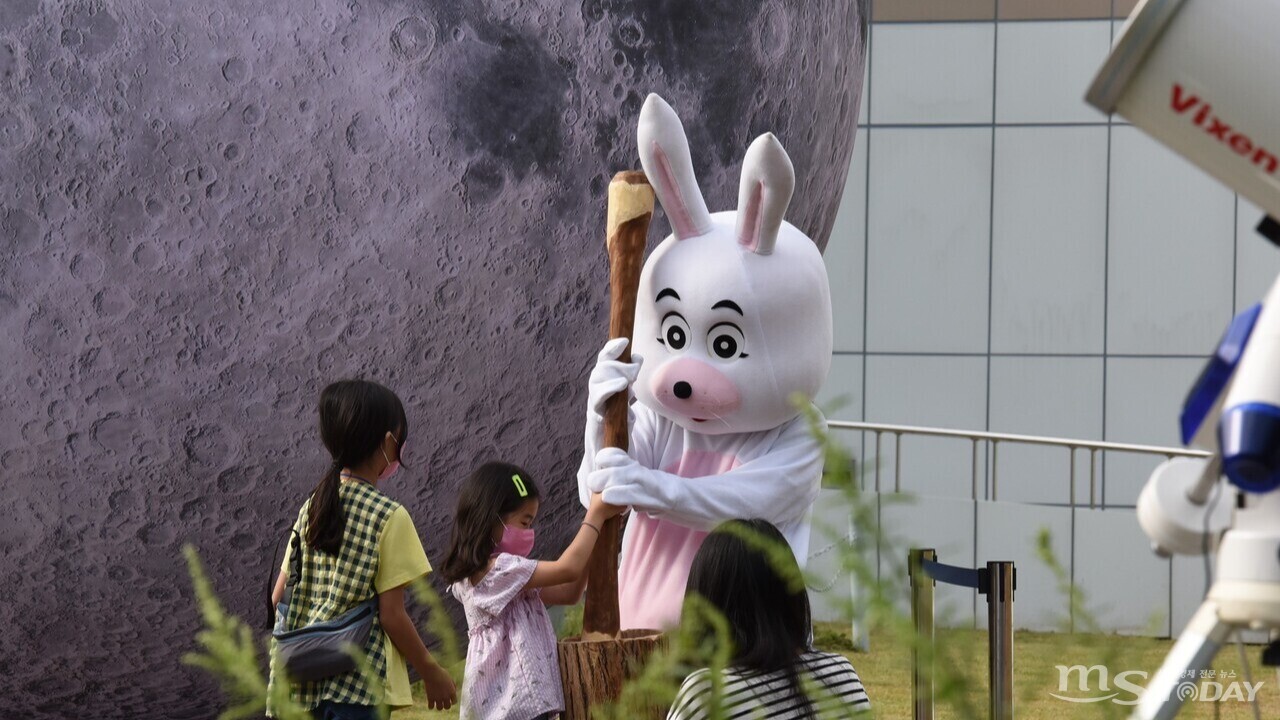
[{"left": 1086, "top": 0, "right": 1280, "bottom": 717}]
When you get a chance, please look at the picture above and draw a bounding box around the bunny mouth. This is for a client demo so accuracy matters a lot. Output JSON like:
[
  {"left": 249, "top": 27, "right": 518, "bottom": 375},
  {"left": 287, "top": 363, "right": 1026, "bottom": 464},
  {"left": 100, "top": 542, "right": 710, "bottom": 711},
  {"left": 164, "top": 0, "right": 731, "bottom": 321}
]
[{"left": 692, "top": 418, "right": 708, "bottom": 423}]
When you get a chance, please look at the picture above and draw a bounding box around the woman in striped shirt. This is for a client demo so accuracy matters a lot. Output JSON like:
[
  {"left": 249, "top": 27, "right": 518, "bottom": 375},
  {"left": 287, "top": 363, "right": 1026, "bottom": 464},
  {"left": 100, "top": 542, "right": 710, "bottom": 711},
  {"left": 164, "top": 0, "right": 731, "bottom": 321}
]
[{"left": 669, "top": 518, "right": 871, "bottom": 719}]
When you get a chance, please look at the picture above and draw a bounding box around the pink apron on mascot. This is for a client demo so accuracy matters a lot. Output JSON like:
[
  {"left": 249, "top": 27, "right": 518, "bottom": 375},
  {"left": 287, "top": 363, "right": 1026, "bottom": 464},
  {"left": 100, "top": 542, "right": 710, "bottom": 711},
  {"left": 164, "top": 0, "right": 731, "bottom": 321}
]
[{"left": 578, "top": 94, "right": 834, "bottom": 631}]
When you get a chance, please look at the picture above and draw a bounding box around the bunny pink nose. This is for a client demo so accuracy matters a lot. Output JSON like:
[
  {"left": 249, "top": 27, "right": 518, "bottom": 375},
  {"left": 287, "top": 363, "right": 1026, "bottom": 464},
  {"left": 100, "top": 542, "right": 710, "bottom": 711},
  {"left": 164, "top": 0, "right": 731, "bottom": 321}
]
[{"left": 650, "top": 358, "right": 742, "bottom": 422}]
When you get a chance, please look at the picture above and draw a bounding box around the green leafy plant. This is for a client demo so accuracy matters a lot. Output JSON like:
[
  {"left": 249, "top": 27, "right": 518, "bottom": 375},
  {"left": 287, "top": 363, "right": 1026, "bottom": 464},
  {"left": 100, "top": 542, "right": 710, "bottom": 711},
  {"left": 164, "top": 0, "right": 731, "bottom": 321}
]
[
  {"left": 182, "top": 545, "right": 310, "bottom": 720},
  {"left": 557, "top": 602, "right": 584, "bottom": 640},
  {"left": 407, "top": 577, "right": 466, "bottom": 686}
]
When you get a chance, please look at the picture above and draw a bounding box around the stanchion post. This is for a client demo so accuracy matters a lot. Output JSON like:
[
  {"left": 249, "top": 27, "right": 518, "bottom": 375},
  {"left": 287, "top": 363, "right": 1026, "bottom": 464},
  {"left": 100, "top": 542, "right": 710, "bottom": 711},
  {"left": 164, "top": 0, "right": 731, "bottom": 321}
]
[
  {"left": 909, "top": 548, "right": 936, "bottom": 720},
  {"left": 986, "top": 561, "right": 1015, "bottom": 720}
]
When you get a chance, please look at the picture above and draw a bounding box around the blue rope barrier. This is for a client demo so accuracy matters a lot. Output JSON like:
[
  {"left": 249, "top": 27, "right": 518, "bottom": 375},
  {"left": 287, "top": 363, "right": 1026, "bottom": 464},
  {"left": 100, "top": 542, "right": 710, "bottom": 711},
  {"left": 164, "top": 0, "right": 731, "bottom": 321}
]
[
  {"left": 919, "top": 558, "right": 982, "bottom": 589},
  {"left": 919, "top": 558, "right": 1017, "bottom": 596}
]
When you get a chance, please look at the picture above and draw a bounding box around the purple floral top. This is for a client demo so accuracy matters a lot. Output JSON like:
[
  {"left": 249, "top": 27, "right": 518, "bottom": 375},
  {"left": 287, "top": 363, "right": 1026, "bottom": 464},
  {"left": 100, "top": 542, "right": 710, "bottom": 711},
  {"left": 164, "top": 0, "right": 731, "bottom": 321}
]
[{"left": 450, "top": 553, "right": 564, "bottom": 720}]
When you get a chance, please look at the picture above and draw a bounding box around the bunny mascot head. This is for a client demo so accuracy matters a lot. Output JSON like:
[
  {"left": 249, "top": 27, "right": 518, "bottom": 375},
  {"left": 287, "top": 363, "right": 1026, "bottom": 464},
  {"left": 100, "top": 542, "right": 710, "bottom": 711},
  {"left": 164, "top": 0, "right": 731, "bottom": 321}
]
[
  {"left": 631, "top": 95, "right": 833, "bottom": 434},
  {"left": 578, "top": 93, "right": 834, "bottom": 631}
]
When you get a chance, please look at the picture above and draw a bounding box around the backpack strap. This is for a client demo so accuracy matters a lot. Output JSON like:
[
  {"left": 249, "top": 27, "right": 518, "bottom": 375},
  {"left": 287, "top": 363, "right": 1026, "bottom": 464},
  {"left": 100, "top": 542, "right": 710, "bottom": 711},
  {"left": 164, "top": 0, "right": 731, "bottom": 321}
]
[
  {"left": 266, "top": 531, "right": 284, "bottom": 629},
  {"left": 265, "top": 528, "right": 303, "bottom": 629}
]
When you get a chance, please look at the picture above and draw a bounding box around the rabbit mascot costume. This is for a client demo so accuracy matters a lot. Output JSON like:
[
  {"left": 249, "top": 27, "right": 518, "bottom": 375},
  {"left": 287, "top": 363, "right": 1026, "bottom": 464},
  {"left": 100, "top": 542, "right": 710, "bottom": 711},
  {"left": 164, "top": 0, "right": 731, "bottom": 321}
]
[{"left": 578, "top": 94, "right": 834, "bottom": 631}]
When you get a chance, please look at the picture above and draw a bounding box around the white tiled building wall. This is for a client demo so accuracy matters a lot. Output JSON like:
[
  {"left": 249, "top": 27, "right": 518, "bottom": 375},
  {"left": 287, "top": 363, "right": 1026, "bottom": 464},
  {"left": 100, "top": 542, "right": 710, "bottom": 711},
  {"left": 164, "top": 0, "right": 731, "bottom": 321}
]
[{"left": 820, "top": 15, "right": 1280, "bottom": 511}]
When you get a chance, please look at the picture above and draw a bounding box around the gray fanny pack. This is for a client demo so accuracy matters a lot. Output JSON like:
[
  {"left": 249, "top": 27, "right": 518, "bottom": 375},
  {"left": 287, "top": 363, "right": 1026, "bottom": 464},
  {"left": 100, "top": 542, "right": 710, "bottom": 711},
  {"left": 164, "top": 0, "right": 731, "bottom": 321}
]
[{"left": 271, "top": 531, "right": 377, "bottom": 683}]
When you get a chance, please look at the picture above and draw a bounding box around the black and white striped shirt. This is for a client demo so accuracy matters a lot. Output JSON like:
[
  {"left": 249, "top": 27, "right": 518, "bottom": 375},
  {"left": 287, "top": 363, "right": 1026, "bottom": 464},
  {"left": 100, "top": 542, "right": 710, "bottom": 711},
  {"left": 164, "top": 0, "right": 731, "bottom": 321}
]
[{"left": 667, "top": 651, "right": 871, "bottom": 719}]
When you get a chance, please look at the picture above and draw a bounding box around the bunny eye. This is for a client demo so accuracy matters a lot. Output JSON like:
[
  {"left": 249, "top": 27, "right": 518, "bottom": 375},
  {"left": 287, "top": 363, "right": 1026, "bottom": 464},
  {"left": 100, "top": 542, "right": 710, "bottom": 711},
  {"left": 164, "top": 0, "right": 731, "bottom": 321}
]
[
  {"left": 658, "top": 312, "right": 689, "bottom": 351},
  {"left": 708, "top": 323, "right": 746, "bottom": 359}
]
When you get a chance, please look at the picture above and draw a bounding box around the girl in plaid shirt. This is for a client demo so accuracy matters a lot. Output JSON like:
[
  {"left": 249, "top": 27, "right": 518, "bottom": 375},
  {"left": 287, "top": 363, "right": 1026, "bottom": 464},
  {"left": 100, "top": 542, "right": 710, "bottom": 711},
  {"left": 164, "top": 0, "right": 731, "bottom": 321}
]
[{"left": 269, "top": 380, "right": 457, "bottom": 719}]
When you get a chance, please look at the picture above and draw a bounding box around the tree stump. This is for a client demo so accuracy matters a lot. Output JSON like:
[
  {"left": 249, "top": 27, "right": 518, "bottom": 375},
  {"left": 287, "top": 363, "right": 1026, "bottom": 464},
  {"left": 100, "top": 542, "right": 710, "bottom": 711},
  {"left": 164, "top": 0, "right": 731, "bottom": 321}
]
[{"left": 558, "top": 629, "right": 666, "bottom": 719}]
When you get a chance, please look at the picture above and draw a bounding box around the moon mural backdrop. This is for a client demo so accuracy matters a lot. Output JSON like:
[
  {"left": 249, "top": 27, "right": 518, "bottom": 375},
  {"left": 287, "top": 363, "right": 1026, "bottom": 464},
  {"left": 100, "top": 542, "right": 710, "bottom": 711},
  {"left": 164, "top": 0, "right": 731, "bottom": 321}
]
[{"left": 0, "top": 1, "right": 867, "bottom": 716}]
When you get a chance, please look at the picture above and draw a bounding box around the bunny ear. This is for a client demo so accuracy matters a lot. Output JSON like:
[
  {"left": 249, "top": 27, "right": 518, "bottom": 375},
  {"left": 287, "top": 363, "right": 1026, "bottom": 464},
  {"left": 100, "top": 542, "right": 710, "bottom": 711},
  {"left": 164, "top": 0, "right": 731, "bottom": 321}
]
[
  {"left": 637, "top": 94, "right": 713, "bottom": 240},
  {"left": 735, "top": 133, "right": 795, "bottom": 255}
]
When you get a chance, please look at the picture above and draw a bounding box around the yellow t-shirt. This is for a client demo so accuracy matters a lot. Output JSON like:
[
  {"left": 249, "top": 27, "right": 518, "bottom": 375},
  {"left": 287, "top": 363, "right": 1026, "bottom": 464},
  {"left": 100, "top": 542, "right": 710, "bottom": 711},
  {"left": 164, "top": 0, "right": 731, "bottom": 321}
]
[
  {"left": 280, "top": 503, "right": 432, "bottom": 709},
  {"left": 375, "top": 505, "right": 433, "bottom": 708}
]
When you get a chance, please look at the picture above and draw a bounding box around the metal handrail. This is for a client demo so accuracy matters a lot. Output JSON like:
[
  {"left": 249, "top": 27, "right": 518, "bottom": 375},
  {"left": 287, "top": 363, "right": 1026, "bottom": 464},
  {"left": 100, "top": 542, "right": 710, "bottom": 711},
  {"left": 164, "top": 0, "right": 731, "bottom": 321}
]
[
  {"left": 827, "top": 420, "right": 1210, "bottom": 456},
  {"left": 826, "top": 419, "right": 1210, "bottom": 508}
]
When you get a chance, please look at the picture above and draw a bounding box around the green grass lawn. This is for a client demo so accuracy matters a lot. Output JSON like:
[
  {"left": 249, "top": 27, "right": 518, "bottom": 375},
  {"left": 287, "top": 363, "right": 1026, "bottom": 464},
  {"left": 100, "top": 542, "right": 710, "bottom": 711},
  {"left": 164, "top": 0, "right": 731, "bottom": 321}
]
[{"left": 396, "top": 623, "right": 1279, "bottom": 719}]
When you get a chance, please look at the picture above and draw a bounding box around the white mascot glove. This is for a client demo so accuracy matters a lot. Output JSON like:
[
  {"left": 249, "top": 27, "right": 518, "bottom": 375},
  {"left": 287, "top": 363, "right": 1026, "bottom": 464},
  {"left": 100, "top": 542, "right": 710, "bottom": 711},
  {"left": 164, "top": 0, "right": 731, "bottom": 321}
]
[
  {"left": 585, "top": 338, "right": 642, "bottom": 449},
  {"left": 591, "top": 447, "right": 669, "bottom": 510},
  {"left": 578, "top": 339, "right": 642, "bottom": 508}
]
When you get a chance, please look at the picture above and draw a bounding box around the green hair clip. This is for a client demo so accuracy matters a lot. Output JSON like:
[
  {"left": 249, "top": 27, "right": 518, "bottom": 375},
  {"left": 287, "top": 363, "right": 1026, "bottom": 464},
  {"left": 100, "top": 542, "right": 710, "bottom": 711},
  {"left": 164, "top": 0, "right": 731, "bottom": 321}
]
[{"left": 512, "top": 474, "right": 528, "bottom": 497}]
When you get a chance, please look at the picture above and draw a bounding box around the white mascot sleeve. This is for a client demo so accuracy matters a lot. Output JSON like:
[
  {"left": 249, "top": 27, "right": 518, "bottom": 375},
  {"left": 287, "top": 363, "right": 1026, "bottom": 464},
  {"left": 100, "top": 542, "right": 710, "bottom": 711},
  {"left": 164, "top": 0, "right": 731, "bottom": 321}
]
[{"left": 589, "top": 408, "right": 825, "bottom": 531}]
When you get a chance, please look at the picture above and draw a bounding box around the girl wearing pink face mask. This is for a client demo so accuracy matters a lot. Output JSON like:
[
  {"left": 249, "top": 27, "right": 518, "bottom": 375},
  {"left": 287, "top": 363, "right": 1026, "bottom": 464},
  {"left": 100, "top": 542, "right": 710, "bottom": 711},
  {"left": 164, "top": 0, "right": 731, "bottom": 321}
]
[{"left": 442, "top": 461, "right": 622, "bottom": 720}]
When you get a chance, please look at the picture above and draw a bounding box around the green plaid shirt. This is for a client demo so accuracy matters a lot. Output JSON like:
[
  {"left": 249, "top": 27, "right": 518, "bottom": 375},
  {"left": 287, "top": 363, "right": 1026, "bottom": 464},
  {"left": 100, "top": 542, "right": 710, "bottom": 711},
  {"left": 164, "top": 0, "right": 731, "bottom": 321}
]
[{"left": 272, "top": 479, "right": 400, "bottom": 710}]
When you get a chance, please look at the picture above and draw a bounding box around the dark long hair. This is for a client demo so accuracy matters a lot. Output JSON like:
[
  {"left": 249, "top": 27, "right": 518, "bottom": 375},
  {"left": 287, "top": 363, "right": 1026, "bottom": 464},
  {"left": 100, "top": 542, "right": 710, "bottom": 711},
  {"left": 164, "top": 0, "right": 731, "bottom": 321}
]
[
  {"left": 440, "top": 461, "right": 541, "bottom": 585},
  {"left": 306, "top": 379, "right": 408, "bottom": 555},
  {"left": 686, "top": 518, "right": 814, "bottom": 713}
]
